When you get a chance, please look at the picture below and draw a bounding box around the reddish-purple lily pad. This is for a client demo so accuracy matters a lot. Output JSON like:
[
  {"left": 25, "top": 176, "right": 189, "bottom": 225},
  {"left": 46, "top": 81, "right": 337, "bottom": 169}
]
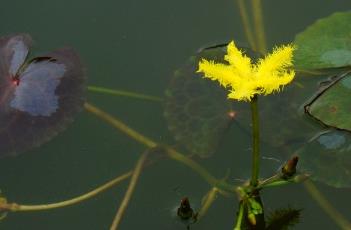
[{"left": 0, "top": 34, "right": 85, "bottom": 157}]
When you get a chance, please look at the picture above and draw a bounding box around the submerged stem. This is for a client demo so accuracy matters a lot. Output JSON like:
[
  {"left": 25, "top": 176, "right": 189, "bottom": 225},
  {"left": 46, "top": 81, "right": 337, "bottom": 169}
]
[
  {"left": 0, "top": 172, "right": 132, "bottom": 212},
  {"left": 84, "top": 102, "right": 236, "bottom": 192},
  {"left": 84, "top": 102, "right": 157, "bottom": 148},
  {"left": 250, "top": 95, "right": 260, "bottom": 187},
  {"left": 236, "top": 0, "right": 256, "bottom": 51},
  {"left": 250, "top": 0, "right": 266, "bottom": 54},
  {"left": 304, "top": 180, "right": 351, "bottom": 230},
  {"left": 87, "top": 86, "right": 163, "bottom": 102},
  {"left": 110, "top": 151, "right": 149, "bottom": 230},
  {"left": 197, "top": 187, "right": 219, "bottom": 220}
]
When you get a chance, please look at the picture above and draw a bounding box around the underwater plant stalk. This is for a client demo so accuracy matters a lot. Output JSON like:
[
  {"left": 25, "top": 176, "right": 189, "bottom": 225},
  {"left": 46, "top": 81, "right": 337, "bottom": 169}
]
[
  {"left": 84, "top": 102, "right": 157, "bottom": 148},
  {"left": 110, "top": 151, "right": 149, "bottom": 230},
  {"left": 250, "top": 0, "right": 266, "bottom": 54},
  {"left": 84, "top": 102, "right": 236, "bottom": 192},
  {"left": 236, "top": 0, "right": 256, "bottom": 51},
  {"left": 87, "top": 86, "right": 163, "bottom": 102},
  {"left": 0, "top": 171, "right": 132, "bottom": 212},
  {"left": 304, "top": 180, "right": 351, "bottom": 230},
  {"left": 233, "top": 201, "right": 244, "bottom": 230},
  {"left": 197, "top": 187, "right": 219, "bottom": 220},
  {"left": 250, "top": 95, "right": 260, "bottom": 187}
]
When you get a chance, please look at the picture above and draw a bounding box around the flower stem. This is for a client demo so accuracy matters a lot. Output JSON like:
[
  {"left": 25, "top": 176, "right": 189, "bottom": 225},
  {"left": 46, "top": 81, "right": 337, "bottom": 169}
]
[{"left": 250, "top": 95, "right": 260, "bottom": 187}]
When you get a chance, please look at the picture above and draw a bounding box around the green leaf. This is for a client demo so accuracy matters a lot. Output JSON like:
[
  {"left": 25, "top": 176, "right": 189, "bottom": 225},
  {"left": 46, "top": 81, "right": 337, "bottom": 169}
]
[
  {"left": 294, "top": 11, "right": 351, "bottom": 70},
  {"left": 305, "top": 71, "right": 351, "bottom": 131}
]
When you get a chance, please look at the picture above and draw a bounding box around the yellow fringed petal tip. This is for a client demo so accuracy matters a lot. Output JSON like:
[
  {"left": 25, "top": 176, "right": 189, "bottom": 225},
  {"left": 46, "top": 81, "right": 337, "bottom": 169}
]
[{"left": 197, "top": 41, "right": 296, "bottom": 102}]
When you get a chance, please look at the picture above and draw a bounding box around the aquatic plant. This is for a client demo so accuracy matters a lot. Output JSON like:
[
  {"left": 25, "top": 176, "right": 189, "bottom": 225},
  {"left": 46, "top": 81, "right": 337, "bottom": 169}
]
[
  {"left": 1, "top": 1, "right": 351, "bottom": 230},
  {"left": 196, "top": 41, "right": 303, "bottom": 228}
]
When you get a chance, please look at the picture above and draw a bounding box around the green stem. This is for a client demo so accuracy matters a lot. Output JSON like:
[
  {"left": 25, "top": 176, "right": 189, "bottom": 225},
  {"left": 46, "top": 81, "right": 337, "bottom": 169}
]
[
  {"left": 256, "top": 174, "right": 281, "bottom": 189},
  {"left": 87, "top": 86, "right": 163, "bottom": 102},
  {"left": 234, "top": 201, "right": 244, "bottom": 230},
  {"left": 250, "top": 95, "right": 260, "bottom": 187}
]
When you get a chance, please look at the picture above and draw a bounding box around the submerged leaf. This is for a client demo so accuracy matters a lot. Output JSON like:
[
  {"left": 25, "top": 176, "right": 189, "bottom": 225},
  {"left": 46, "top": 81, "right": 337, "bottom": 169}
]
[
  {"left": 164, "top": 44, "right": 235, "bottom": 157},
  {"left": 297, "top": 130, "right": 351, "bottom": 188},
  {"left": 266, "top": 207, "right": 301, "bottom": 230},
  {"left": 294, "top": 12, "right": 351, "bottom": 70}
]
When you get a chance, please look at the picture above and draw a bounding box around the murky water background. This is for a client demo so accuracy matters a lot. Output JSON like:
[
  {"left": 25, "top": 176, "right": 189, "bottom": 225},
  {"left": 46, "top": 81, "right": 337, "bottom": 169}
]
[{"left": 0, "top": 0, "right": 350, "bottom": 229}]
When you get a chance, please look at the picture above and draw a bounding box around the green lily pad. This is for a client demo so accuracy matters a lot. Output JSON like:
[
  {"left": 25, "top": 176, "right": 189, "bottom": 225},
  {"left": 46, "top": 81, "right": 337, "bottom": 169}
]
[
  {"left": 294, "top": 11, "right": 351, "bottom": 70},
  {"left": 305, "top": 71, "right": 351, "bottom": 131},
  {"left": 297, "top": 130, "right": 351, "bottom": 188}
]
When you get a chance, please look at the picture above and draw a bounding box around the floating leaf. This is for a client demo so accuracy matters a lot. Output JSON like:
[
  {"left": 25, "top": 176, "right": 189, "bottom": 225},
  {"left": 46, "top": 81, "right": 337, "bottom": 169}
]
[
  {"left": 305, "top": 71, "right": 351, "bottom": 131},
  {"left": 294, "top": 12, "right": 351, "bottom": 70},
  {"left": 0, "top": 34, "right": 85, "bottom": 157},
  {"left": 297, "top": 130, "right": 351, "bottom": 188}
]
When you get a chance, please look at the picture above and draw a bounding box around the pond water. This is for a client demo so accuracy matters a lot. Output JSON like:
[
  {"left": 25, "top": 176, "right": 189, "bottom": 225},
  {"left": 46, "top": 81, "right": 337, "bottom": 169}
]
[{"left": 0, "top": 0, "right": 350, "bottom": 229}]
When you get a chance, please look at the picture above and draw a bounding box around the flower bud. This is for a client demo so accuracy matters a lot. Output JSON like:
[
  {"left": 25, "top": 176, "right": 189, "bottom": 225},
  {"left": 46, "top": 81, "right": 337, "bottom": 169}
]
[{"left": 282, "top": 156, "right": 299, "bottom": 178}]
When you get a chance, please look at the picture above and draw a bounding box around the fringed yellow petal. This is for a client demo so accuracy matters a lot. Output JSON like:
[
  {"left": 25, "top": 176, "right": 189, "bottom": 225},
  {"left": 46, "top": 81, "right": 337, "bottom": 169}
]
[
  {"left": 196, "top": 41, "right": 296, "bottom": 102},
  {"left": 225, "top": 41, "right": 252, "bottom": 77},
  {"left": 257, "top": 70, "right": 295, "bottom": 94},
  {"left": 197, "top": 59, "right": 233, "bottom": 87},
  {"left": 227, "top": 83, "right": 259, "bottom": 101},
  {"left": 256, "top": 44, "right": 295, "bottom": 77}
]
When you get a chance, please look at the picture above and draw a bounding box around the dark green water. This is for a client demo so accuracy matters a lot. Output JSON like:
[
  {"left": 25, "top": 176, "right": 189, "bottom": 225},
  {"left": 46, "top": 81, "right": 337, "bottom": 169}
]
[{"left": 0, "top": 0, "right": 350, "bottom": 229}]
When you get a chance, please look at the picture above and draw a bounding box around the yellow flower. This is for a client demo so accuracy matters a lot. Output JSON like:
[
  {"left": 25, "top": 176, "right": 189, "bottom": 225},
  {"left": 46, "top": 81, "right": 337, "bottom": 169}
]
[{"left": 197, "top": 41, "right": 295, "bottom": 101}]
